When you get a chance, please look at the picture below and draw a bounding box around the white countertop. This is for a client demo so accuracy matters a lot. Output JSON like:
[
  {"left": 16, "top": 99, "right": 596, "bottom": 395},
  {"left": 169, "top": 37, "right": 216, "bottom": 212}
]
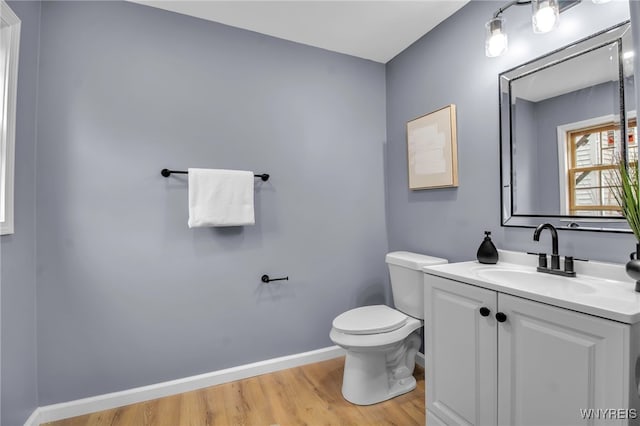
[{"left": 422, "top": 250, "right": 640, "bottom": 324}]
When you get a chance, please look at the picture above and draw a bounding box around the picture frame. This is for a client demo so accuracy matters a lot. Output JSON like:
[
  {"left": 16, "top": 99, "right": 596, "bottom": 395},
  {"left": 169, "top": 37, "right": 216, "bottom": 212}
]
[{"left": 406, "top": 104, "right": 458, "bottom": 190}]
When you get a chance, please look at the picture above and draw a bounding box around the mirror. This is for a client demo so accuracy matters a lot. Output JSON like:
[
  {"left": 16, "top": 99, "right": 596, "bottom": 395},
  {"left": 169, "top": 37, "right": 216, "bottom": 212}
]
[
  {"left": 0, "top": 1, "right": 20, "bottom": 236},
  {"left": 500, "top": 21, "right": 636, "bottom": 232}
]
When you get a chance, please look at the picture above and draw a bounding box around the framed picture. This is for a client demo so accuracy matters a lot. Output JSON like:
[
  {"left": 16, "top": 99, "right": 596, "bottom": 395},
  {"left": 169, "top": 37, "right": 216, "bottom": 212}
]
[{"left": 406, "top": 104, "right": 458, "bottom": 190}]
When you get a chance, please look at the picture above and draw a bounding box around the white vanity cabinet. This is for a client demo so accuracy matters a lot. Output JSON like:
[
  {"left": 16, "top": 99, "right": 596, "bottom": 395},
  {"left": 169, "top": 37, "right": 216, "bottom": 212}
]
[
  {"left": 425, "top": 276, "right": 498, "bottom": 425},
  {"left": 425, "top": 273, "right": 638, "bottom": 426}
]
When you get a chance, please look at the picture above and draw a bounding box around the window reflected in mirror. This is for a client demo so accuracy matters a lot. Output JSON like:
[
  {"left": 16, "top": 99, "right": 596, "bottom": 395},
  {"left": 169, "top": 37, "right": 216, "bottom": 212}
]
[{"left": 564, "top": 119, "right": 637, "bottom": 216}]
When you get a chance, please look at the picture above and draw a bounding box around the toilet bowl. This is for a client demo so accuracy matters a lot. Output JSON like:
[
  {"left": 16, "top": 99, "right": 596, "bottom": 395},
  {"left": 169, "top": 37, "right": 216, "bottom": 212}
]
[
  {"left": 330, "top": 252, "right": 447, "bottom": 405},
  {"left": 330, "top": 305, "right": 423, "bottom": 405}
]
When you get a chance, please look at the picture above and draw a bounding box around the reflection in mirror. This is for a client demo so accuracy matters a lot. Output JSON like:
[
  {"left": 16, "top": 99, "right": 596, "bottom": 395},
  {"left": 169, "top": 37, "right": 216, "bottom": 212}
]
[{"left": 500, "top": 21, "right": 636, "bottom": 232}]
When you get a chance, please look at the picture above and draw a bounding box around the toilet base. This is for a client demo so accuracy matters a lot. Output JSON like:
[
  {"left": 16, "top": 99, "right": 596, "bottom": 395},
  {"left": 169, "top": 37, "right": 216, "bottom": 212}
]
[{"left": 340, "top": 330, "right": 421, "bottom": 405}]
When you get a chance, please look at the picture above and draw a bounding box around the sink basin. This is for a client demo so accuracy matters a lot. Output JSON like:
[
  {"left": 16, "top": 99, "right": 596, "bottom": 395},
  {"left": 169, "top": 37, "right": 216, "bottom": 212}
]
[{"left": 474, "top": 267, "right": 597, "bottom": 294}]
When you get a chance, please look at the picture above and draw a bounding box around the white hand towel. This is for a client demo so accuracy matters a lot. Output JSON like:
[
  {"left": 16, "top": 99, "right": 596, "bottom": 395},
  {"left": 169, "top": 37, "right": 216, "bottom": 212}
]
[{"left": 188, "top": 168, "right": 255, "bottom": 227}]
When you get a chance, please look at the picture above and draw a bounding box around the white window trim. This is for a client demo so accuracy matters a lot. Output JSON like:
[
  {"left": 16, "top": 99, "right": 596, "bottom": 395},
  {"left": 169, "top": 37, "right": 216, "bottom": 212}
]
[
  {"left": 556, "top": 111, "right": 636, "bottom": 220},
  {"left": 0, "top": 1, "right": 20, "bottom": 235}
]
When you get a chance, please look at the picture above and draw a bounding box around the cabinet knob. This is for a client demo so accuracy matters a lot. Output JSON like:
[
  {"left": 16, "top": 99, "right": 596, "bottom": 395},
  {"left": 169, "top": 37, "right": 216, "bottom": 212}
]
[
  {"left": 479, "top": 307, "right": 491, "bottom": 317},
  {"left": 495, "top": 312, "right": 507, "bottom": 323}
]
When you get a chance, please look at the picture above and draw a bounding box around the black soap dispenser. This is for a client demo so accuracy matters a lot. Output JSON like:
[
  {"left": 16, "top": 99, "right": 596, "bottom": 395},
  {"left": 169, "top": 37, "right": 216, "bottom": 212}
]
[{"left": 477, "top": 231, "right": 499, "bottom": 264}]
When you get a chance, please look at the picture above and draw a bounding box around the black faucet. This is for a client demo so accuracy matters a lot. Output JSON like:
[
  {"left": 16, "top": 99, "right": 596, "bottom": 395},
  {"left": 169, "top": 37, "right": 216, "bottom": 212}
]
[
  {"left": 533, "top": 223, "right": 559, "bottom": 269},
  {"left": 532, "top": 223, "right": 576, "bottom": 277}
]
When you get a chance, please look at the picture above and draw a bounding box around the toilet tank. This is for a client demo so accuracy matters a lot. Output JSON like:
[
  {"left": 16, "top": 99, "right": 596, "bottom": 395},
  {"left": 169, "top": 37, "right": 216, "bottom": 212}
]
[{"left": 386, "top": 251, "right": 448, "bottom": 319}]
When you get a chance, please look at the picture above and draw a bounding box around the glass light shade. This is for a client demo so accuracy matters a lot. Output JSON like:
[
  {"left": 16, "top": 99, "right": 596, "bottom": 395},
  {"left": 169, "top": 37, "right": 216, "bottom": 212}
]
[
  {"left": 532, "top": 0, "right": 559, "bottom": 33},
  {"left": 592, "top": 0, "right": 612, "bottom": 3},
  {"left": 486, "top": 17, "right": 507, "bottom": 57}
]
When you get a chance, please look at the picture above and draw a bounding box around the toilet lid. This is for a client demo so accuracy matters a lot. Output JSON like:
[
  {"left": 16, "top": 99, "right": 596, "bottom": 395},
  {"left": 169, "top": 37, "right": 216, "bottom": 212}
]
[{"left": 332, "top": 305, "right": 408, "bottom": 335}]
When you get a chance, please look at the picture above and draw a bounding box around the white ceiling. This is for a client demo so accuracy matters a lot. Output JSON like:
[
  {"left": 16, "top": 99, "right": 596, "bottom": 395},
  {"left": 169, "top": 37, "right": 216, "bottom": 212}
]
[
  {"left": 513, "top": 45, "right": 620, "bottom": 103},
  {"left": 128, "top": 1, "right": 469, "bottom": 63},
  {"left": 513, "top": 28, "right": 634, "bottom": 102}
]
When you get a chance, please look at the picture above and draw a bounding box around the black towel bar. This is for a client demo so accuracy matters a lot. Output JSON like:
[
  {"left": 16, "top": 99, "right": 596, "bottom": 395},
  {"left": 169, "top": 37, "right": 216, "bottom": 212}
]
[{"left": 161, "top": 168, "right": 269, "bottom": 181}]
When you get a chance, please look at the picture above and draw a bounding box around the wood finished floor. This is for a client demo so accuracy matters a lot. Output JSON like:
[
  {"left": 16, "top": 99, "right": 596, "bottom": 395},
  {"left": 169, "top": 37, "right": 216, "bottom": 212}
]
[{"left": 42, "top": 357, "right": 425, "bottom": 426}]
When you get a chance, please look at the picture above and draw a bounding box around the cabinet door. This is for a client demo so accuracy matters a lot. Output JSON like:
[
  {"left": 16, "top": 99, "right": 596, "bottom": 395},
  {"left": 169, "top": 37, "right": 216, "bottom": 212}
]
[
  {"left": 497, "top": 293, "right": 627, "bottom": 426},
  {"left": 425, "top": 275, "right": 498, "bottom": 425}
]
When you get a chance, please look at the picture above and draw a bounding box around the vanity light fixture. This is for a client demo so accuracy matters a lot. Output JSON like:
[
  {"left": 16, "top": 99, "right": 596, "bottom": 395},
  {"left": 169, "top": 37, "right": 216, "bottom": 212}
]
[
  {"left": 485, "top": 16, "right": 508, "bottom": 57},
  {"left": 532, "top": 0, "right": 560, "bottom": 33},
  {"left": 486, "top": 0, "right": 583, "bottom": 57}
]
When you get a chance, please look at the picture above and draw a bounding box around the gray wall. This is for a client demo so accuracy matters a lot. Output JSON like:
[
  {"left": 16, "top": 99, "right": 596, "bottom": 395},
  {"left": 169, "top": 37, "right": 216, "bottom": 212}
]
[
  {"left": 1, "top": 1, "right": 40, "bottom": 425},
  {"left": 513, "top": 97, "right": 539, "bottom": 214},
  {"left": 535, "top": 81, "right": 622, "bottom": 213},
  {"left": 513, "top": 81, "right": 621, "bottom": 215},
  {"left": 385, "top": 0, "right": 636, "bottom": 264},
  {"left": 35, "top": 1, "right": 388, "bottom": 404}
]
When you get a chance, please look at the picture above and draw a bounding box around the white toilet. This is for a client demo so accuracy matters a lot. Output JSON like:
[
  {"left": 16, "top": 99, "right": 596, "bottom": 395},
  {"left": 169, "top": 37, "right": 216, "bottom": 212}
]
[{"left": 329, "top": 251, "right": 447, "bottom": 405}]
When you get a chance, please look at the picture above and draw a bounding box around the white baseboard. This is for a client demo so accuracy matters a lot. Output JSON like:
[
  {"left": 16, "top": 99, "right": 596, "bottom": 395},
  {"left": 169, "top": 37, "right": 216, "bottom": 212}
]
[
  {"left": 416, "top": 351, "right": 425, "bottom": 368},
  {"left": 26, "top": 346, "right": 345, "bottom": 426}
]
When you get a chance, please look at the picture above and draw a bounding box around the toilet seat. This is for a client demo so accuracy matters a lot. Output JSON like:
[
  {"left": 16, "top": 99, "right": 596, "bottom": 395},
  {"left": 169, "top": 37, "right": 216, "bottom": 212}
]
[
  {"left": 331, "top": 305, "right": 422, "bottom": 350},
  {"left": 333, "top": 305, "right": 408, "bottom": 335},
  {"left": 330, "top": 315, "right": 422, "bottom": 350}
]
